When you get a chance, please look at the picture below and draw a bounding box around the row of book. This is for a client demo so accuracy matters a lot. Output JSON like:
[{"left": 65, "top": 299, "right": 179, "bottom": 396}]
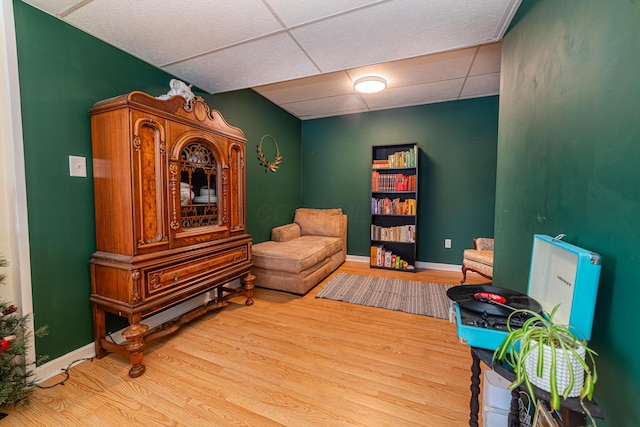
[
  {"left": 371, "top": 172, "right": 417, "bottom": 192},
  {"left": 370, "top": 224, "right": 416, "bottom": 243},
  {"left": 371, "top": 197, "right": 416, "bottom": 215},
  {"left": 371, "top": 145, "right": 417, "bottom": 169},
  {"left": 370, "top": 245, "right": 415, "bottom": 270}
]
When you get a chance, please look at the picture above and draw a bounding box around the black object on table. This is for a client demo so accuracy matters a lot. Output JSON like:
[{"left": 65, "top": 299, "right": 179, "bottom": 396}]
[{"left": 469, "top": 347, "right": 604, "bottom": 427}]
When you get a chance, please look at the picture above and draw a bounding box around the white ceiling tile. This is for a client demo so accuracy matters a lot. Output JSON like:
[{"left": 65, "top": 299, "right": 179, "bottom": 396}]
[
  {"left": 23, "top": 0, "right": 516, "bottom": 119},
  {"left": 363, "top": 79, "right": 465, "bottom": 109},
  {"left": 21, "top": 0, "right": 84, "bottom": 15},
  {"left": 65, "top": 0, "right": 283, "bottom": 65},
  {"left": 253, "top": 71, "right": 353, "bottom": 104},
  {"left": 291, "top": 0, "right": 512, "bottom": 72},
  {"left": 163, "top": 33, "right": 320, "bottom": 93},
  {"left": 460, "top": 73, "right": 500, "bottom": 98},
  {"left": 264, "top": 0, "right": 383, "bottom": 27},
  {"left": 469, "top": 42, "right": 502, "bottom": 75},
  {"left": 349, "top": 48, "right": 477, "bottom": 88},
  {"left": 282, "top": 94, "right": 367, "bottom": 118}
]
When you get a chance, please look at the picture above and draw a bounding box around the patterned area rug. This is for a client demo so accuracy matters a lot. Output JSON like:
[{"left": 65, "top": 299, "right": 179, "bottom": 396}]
[{"left": 315, "top": 272, "right": 454, "bottom": 319}]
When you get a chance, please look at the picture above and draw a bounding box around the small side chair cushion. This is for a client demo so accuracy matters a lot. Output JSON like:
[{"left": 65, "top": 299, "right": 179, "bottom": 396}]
[
  {"left": 463, "top": 249, "right": 494, "bottom": 277},
  {"left": 474, "top": 238, "right": 494, "bottom": 251},
  {"left": 464, "top": 249, "right": 494, "bottom": 266}
]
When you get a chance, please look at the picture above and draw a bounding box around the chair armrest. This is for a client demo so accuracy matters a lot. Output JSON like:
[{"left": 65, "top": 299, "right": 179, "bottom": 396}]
[
  {"left": 474, "top": 238, "right": 494, "bottom": 251},
  {"left": 271, "top": 223, "right": 301, "bottom": 242}
]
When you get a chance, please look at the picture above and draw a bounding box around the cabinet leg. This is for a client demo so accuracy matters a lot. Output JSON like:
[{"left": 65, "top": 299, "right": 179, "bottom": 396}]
[
  {"left": 122, "top": 321, "right": 149, "bottom": 378},
  {"left": 92, "top": 303, "right": 108, "bottom": 359},
  {"left": 243, "top": 272, "right": 256, "bottom": 306}
]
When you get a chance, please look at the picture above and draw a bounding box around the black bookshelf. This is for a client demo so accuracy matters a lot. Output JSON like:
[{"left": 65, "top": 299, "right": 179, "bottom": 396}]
[{"left": 370, "top": 143, "right": 418, "bottom": 272}]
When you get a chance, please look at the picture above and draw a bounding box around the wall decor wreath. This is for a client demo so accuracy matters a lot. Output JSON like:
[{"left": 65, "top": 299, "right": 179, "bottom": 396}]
[{"left": 257, "top": 134, "right": 283, "bottom": 173}]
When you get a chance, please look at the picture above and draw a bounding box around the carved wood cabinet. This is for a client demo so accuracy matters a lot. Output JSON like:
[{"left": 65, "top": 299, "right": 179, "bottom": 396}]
[{"left": 89, "top": 91, "right": 254, "bottom": 377}]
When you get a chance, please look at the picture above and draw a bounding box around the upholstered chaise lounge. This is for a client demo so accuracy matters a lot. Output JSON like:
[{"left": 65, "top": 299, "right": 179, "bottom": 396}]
[
  {"left": 252, "top": 208, "right": 347, "bottom": 295},
  {"left": 461, "top": 238, "right": 494, "bottom": 284}
]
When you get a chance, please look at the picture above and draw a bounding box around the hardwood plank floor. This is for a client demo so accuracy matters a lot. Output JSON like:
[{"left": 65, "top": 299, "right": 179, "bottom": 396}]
[{"left": 2, "top": 261, "right": 489, "bottom": 426}]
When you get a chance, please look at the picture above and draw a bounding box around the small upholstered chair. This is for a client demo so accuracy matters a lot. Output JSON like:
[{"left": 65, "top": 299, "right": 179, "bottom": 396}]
[{"left": 461, "top": 238, "right": 494, "bottom": 284}]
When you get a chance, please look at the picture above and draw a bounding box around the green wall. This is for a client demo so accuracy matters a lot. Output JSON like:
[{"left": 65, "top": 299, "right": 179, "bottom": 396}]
[
  {"left": 205, "top": 90, "right": 302, "bottom": 242},
  {"left": 13, "top": 1, "right": 301, "bottom": 361},
  {"left": 496, "top": 1, "right": 640, "bottom": 425},
  {"left": 301, "top": 97, "right": 498, "bottom": 264}
]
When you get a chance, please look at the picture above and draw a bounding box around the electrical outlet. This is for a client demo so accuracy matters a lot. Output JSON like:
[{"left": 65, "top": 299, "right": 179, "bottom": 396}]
[
  {"left": 69, "top": 155, "right": 87, "bottom": 177},
  {"left": 445, "top": 238, "right": 452, "bottom": 248}
]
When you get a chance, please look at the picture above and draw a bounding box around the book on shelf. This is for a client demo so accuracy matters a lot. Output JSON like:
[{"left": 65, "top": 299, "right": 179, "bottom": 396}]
[
  {"left": 372, "top": 159, "right": 390, "bottom": 169},
  {"left": 370, "top": 224, "right": 416, "bottom": 242},
  {"left": 371, "top": 197, "right": 416, "bottom": 215},
  {"left": 385, "top": 251, "right": 393, "bottom": 267},
  {"left": 371, "top": 173, "right": 416, "bottom": 192},
  {"left": 372, "top": 145, "right": 418, "bottom": 169},
  {"left": 385, "top": 145, "right": 418, "bottom": 168},
  {"left": 369, "top": 245, "right": 414, "bottom": 270}
]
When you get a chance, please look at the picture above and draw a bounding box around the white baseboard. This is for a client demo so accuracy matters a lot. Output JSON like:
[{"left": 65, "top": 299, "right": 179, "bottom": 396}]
[
  {"left": 35, "top": 342, "right": 96, "bottom": 383},
  {"left": 417, "top": 260, "right": 462, "bottom": 271},
  {"left": 36, "top": 279, "right": 240, "bottom": 383},
  {"left": 345, "top": 254, "right": 370, "bottom": 263},
  {"left": 345, "top": 254, "right": 461, "bottom": 271}
]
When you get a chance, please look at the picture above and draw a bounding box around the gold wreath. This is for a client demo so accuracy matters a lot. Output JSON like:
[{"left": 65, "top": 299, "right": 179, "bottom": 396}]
[{"left": 257, "top": 135, "right": 283, "bottom": 173}]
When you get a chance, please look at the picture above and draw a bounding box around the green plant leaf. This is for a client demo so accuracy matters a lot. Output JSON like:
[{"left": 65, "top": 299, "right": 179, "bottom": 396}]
[{"left": 492, "top": 303, "right": 598, "bottom": 416}]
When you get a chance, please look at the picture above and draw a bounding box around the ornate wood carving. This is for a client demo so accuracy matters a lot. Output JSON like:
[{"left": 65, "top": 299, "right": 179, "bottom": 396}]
[
  {"left": 132, "top": 270, "right": 141, "bottom": 303},
  {"left": 132, "top": 117, "right": 168, "bottom": 249}
]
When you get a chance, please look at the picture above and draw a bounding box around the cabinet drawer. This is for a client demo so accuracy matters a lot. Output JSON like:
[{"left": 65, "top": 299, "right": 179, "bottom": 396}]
[{"left": 145, "top": 244, "right": 248, "bottom": 298}]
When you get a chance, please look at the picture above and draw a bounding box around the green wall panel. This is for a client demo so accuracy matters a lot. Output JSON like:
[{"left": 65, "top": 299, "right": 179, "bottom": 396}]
[
  {"left": 497, "top": 1, "right": 640, "bottom": 425},
  {"left": 13, "top": 1, "right": 174, "bottom": 361},
  {"left": 13, "top": 1, "right": 301, "bottom": 361},
  {"left": 301, "top": 97, "right": 498, "bottom": 264},
  {"left": 205, "top": 89, "right": 302, "bottom": 243}
]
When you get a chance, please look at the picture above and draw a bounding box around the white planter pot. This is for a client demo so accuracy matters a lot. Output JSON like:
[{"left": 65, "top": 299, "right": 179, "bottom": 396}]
[{"left": 524, "top": 342, "right": 586, "bottom": 397}]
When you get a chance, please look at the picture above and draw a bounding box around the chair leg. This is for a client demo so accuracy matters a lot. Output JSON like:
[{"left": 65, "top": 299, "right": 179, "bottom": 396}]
[{"left": 461, "top": 265, "right": 493, "bottom": 284}]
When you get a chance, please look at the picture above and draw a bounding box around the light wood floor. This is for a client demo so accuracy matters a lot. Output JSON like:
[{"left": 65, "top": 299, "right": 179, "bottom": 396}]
[{"left": 2, "top": 261, "right": 489, "bottom": 426}]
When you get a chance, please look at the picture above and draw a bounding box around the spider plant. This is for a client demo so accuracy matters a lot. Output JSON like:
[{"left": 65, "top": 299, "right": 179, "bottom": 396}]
[{"left": 493, "top": 304, "right": 598, "bottom": 421}]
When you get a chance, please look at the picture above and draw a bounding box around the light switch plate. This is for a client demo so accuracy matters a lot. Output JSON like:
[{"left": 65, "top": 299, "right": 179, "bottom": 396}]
[{"left": 69, "top": 155, "right": 87, "bottom": 177}]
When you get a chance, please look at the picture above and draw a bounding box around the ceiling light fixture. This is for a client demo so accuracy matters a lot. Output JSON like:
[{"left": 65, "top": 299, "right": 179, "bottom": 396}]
[{"left": 353, "top": 76, "right": 387, "bottom": 94}]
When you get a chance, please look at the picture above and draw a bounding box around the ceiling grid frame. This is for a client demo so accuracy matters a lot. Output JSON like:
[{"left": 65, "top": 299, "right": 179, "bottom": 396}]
[{"left": 23, "top": 0, "right": 520, "bottom": 119}]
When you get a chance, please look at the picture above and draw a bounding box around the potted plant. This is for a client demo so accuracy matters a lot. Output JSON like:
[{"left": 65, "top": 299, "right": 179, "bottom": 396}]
[{"left": 493, "top": 304, "right": 598, "bottom": 423}]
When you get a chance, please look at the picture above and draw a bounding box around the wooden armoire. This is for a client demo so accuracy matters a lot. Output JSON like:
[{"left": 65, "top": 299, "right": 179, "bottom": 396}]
[{"left": 89, "top": 90, "right": 254, "bottom": 377}]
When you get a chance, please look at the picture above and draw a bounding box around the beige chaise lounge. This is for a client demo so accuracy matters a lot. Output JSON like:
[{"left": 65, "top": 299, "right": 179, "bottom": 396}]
[{"left": 252, "top": 208, "right": 347, "bottom": 294}]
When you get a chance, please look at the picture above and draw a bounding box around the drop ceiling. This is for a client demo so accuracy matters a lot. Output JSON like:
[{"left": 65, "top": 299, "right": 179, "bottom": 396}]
[{"left": 22, "top": 0, "right": 521, "bottom": 120}]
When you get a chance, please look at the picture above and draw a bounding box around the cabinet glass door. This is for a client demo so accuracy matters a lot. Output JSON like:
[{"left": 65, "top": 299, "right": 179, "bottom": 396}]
[{"left": 178, "top": 142, "right": 218, "bottom": 228}]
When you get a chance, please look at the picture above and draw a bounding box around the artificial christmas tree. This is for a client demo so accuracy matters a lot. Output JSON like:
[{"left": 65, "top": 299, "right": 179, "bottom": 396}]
[{"left": 0, "top": 255, "right": 47, "bottom": 410}]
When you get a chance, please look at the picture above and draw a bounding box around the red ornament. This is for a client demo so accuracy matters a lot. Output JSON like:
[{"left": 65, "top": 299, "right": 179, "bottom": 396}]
[
  {"left": 2, "top": 304, "right": 18, "bottom": 316},
  {"left": 0, "top": 336, "right": 16, "bottom": 353}
]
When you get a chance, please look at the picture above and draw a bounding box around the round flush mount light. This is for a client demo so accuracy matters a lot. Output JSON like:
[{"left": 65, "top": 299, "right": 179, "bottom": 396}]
[{"left": 353, "top": 76, "right": 387, "bottom": 94}]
